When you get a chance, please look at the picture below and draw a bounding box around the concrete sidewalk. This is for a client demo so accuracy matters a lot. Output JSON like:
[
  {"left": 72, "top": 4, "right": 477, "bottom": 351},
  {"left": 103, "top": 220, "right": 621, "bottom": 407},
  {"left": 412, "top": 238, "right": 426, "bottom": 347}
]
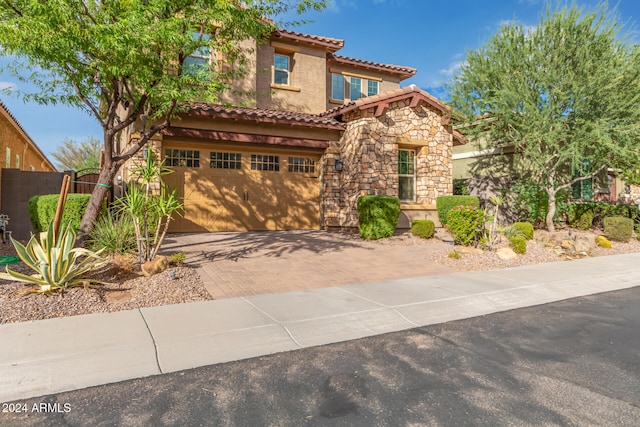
[{"left": 2, "top": 253, "right": 639, "bottom": 402}]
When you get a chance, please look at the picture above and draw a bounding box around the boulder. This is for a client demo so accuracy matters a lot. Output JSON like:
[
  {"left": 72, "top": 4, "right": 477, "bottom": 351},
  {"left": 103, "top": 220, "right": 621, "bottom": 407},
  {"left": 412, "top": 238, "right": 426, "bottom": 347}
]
[
  {"left": 574, "top": 234, "right": 595, "bottom": 253},
  {"left": 141, "top": 255, "right": 169, "bottom": 277},
  {"left": 560, "top": 240, "right": 572, "bottom": 249},
  {"left": 496, "top": 247, "right": 517, "bottom": 260}
]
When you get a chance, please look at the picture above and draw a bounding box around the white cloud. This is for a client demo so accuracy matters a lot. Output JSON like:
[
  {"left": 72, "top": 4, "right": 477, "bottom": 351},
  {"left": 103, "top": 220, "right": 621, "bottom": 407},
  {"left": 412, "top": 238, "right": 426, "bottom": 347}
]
[{"left": 440, "top": 61, "right": 463, "bottom": 78}]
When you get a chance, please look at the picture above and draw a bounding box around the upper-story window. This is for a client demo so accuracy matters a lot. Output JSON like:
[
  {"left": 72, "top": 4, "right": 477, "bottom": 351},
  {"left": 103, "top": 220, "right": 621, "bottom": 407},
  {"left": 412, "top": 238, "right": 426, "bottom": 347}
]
[
  {"left": 273, "top": 53, "right": 291, "bottom": 86},
  {"left": 183, "top": 32, "right": 211, "bottom": 75},
  {"left": 331, "top": 73, "right": 380, "bottom": 102}
]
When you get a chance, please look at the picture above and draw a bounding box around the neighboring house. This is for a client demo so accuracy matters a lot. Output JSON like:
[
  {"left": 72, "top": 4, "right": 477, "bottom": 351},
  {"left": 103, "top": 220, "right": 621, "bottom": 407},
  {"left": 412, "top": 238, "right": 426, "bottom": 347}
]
[
  {"left": 452, "top": 137, "right": 632, "bottom": 205},
  {"left": 120, "top": 30, "right": 464, "bottom": 232},
  {"left": 0, "top": 100, "right": 57, "bottom": 211}
]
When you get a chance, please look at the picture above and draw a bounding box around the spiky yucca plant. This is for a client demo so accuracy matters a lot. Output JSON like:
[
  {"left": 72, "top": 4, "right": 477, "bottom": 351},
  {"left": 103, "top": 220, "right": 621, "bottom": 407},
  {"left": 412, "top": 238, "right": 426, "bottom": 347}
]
[{"left": 0, "top": 221, "right": 105, "bottom": 294}]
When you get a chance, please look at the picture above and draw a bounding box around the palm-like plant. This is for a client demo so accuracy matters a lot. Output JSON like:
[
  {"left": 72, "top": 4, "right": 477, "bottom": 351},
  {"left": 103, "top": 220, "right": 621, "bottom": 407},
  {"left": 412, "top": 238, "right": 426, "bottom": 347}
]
[
  {"left": 115, "top": 147, "right": 183, "bottom": 263},
  {"left": 0, "top": 221, "right": 105, "bottom": 294}
]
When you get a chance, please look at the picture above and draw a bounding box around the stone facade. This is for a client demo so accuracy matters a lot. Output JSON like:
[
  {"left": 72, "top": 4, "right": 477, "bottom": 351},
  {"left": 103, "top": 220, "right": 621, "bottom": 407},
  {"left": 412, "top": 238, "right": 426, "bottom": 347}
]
[{"left": 322, "top": 98, "right": 453, "bottom": 229}]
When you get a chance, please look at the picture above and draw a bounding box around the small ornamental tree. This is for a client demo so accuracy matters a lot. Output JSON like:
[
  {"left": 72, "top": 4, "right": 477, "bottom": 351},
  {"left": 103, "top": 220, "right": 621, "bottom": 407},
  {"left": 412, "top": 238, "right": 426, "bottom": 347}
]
[
  {"left": 450, "top": 3, "right": 640, "bottom": 232},
  {"left": 0, "top": 0, "right": 327, "bottom": 241}
]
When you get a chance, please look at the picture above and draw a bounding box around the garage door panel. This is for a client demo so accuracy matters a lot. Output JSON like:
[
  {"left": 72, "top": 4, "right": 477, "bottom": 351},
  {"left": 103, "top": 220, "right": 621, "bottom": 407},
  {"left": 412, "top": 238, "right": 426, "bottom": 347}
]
[{"left": 163, "top": 148, "right": 321, "bottom": 232}]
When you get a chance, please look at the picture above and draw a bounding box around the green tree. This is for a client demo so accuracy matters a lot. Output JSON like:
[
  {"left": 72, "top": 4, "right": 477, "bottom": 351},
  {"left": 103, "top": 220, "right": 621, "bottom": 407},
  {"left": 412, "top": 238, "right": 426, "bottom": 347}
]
[
  {"left": 0, "top": 0, "right": 326, "bottom": 240},
  {"left": 449, "top": 3, "right": 640, "bottom": 232},
  {"left": 52, "top": 137, "right": 101, "bottom": 171}
]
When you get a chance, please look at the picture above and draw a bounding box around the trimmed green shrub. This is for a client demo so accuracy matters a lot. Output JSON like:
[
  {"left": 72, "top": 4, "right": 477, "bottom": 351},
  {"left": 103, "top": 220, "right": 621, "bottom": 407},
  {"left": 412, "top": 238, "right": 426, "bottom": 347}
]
[
  {"left": 512, "top": 222, "right": 534, "bottom": 240},
  {"left": 603, "top": 216, "right": 634, "bottom": 242},
  {"left": 357, "top": 196, "right": 401, "bottom": 240},
  {"left": 436, "top": 195, "right": 479, "bottom": 226},
  {"left": 595, "top": 235, "right": 612, "bottom": 248},
  {"left": 29, "top": 194, "right": 95, "bottom": 233},
  {"left": 509, "top": 236, "right": 527, "bottom": 254},
  {"left": 411, "top": 220, "right": 435, "bottom": 239},
  {"left": 565, "top": 202, "right": 640, "bottom": 228},
  {"left": 446, "top": 205, "right": 486, "bottom": 246},
  {"left": 636, "top": 224, "right": 640, "bottom": 241},
  {"left": 88, "top": 214, "right": 137, "bottom": 254}
]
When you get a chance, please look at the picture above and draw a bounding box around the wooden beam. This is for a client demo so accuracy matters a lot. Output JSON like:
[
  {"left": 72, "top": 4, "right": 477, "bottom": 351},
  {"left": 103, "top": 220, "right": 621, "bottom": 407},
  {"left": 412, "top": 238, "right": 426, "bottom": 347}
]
[
  {"left": 409, "top": 95, "right": 421, "bottom": 108},
  {"left": 374, "top": 103, "right": 388, "bottom": 117}
]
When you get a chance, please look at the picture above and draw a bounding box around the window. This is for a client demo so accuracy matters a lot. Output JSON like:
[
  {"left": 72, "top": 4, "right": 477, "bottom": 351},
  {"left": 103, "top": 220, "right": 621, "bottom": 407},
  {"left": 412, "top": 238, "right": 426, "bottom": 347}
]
[
  {"left": 331, "top": 73, "right": 380, "bottom": 102},
  {"left": 349, "top": 77, "right": 363, "bottom": 101},
  {"left": 251, "top": 154, "right": 280, "bottom": 171},
  {"left": 210, "top": 152, "right": 241, "bottom": 169},
  {"left": 571, "top": 158, "right": 593, "bottom": 200},
  {"left": 5, "top": 147, "right": 10, "bottom": 168},
  {"left": 367, "top": 80, "right": 379, "bottom": 97},
  {"left": 15, "top": 154, "right": 19, "bottom": 169},
  {"left": 398, "top": 149, "right": 416, "bottom": 202},
  {"left": 183, "top": 32, "right": 211, "bottom": 75},
  {"left": 331, "top": 73, "right": 344, "bottom": 101},
  {"left": 164, "top": 149, "right": 200, "bottom": 168},
  {"left": 288, "top": 157, "right": 315, "bottom": 173},
  {"left": 273, "top": 53, "right": 291, "bottom": 86}
]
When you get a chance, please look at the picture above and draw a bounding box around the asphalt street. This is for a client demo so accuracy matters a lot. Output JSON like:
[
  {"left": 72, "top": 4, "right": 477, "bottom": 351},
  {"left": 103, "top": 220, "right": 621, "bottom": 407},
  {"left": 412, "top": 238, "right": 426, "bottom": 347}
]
[{"left": 3, "top": 286, "right": 639, "bottom": 426}]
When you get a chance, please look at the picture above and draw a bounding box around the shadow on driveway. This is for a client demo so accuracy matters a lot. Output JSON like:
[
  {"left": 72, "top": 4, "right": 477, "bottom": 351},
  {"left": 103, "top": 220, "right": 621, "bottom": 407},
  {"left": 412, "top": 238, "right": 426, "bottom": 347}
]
[{"left": 161, "top": 230, "right": 373, "bottom": 266}]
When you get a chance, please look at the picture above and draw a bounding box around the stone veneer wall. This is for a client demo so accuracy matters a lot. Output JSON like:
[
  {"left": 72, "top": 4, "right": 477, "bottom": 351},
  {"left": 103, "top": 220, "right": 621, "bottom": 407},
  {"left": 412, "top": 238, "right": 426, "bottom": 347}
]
[
  {"left": 122, "top": 138, "right": 163, "bottom": 193},
  {"left": 322, "top": 99, "right": 453, "bottom": 229}
]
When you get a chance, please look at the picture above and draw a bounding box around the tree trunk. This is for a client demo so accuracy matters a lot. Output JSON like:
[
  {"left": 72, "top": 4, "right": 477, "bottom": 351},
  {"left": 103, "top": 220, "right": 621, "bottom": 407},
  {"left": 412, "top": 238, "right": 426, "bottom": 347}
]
[
  {"left": 546, "top": 189, "right": 557, "bottom": 232},
  {"left": 77, "top": 163, "right": 119, "bottom": 243}
]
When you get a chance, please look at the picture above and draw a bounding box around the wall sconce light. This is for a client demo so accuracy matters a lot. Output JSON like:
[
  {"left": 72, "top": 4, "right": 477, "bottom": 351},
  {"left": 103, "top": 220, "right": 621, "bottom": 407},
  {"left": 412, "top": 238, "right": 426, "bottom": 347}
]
[{"left": 335, "top": 159, "right": 344, "bottom": 172}]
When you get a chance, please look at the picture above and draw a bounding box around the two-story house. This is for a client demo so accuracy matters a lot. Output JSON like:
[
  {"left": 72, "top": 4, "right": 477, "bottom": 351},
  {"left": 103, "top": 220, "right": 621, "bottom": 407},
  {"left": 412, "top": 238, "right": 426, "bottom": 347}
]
[{"left": 121, "top": 29, "right": 464, "bottom": 232}]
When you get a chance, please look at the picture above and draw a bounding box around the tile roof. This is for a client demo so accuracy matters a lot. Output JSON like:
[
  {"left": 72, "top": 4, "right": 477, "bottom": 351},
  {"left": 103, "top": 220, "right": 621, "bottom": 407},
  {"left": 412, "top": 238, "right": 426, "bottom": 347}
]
[
  {"left": 328, "top": 54, "right": 417, "bottom": 79},
  {"left": 183, "top": 103, "right": 346, "bottom": 130},
  {"left": 272, "top": 29, "right": 344, "bottom": 52},
  {"left": 322, "top": 85, "right": 447, "bottom": 118}
]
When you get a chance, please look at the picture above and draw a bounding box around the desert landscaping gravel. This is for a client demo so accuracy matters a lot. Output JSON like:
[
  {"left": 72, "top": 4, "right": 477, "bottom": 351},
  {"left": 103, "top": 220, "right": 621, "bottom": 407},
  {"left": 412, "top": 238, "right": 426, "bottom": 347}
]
[{"left": 1, "top": 229, "right": 639, "bottom": 324}]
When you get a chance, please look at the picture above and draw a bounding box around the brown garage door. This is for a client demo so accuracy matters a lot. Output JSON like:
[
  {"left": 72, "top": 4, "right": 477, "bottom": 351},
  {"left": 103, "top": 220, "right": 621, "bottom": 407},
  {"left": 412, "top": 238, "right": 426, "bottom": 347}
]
[{"left": 162, "top": 146, "right": 321, "bottom": 232}]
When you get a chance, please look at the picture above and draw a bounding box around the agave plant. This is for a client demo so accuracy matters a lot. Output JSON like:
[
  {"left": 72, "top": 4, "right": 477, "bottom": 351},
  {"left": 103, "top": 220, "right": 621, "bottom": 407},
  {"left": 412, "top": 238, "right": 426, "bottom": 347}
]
[{"left": 0, "top": 221, "right": 105, "bottom": 294}]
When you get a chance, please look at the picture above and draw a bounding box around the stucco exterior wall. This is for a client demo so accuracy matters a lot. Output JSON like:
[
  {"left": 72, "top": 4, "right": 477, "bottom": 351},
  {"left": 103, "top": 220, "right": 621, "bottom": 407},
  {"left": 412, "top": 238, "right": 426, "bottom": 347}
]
[
  {"left": 255, "top": 41, "right": 328, "bottom": 114},
  {"left": 323, "top": 99, "right": 452, "bottom": 229},
  {"left": 326, "top": 64, "right": 401, "bottom": 111}
]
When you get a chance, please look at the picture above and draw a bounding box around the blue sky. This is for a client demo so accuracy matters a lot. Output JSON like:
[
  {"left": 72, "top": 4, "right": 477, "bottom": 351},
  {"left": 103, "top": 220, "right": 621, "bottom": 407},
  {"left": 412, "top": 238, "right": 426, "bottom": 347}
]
[{"left": 1, "top": 0, "right": 640, "bottom": 164}]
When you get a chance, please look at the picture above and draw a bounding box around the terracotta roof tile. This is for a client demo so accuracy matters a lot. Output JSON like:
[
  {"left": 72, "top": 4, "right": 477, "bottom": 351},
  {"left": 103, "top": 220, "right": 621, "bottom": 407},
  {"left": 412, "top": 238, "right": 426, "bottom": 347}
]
[
  {"left": 328, "top": 54, "right": 416, "bottom": 79},
  {"left": 273, "top": 29, "right": 344, "bottom": 52},
  {"left": 184, "top": 103, "right": 346, "bottom": 130},
  {"left": 322, "top": 85, "right": 446, "bottom": 118}
]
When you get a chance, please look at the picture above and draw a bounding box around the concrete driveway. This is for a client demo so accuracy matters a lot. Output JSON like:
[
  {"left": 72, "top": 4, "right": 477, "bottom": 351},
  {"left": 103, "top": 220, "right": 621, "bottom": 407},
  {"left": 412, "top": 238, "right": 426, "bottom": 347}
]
[{"left": 161, "top": 230, "right": 456, "bottom": 299}]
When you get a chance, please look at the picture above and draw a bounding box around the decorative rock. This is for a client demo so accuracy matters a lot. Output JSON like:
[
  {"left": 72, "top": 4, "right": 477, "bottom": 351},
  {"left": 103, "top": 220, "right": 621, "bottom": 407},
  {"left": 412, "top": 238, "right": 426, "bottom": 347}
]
[
  {"left": 496, "top": 247, "right": 517, "bottom": 260},
  {"left": 141, "top": 255, "right": 169, "bottom": 277},
  {"left": 574, "top": 235, "right": 595, "bottom": 253},
  {"left": 560, "top": 240, "right": 572, "bottom": 249}
]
